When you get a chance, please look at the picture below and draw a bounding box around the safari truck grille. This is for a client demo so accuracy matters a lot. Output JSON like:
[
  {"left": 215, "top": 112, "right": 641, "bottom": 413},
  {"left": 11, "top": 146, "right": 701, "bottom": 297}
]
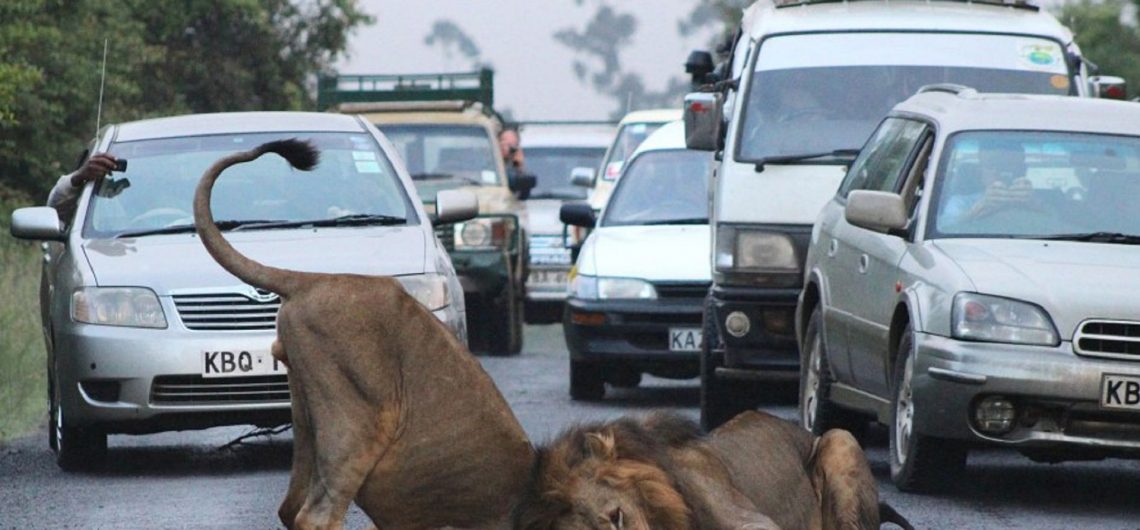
[
  {"left": 1074, "top": 320, "right": 1140, "bottom": 360},
  {"left": 150, "top": 375, "right": 290, "bottom": 405},
  {"left": 173, "top": 292, "right": 280, "bottom": 331},
  {"left": 434, "top": 224, "right": 455, "bottom": 251}
]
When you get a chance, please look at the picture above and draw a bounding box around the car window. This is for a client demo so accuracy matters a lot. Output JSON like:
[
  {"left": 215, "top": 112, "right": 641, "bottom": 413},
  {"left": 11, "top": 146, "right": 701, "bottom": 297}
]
[
  {"left": 379, "top": 124, "right": 500, "bottom": 198},
  {"left": 601, "top": 149, "right": 712, "bottom": 227},
  {"left": 525, "top": 146, "right": 606, "bottom": 200},
  {"left": 83, "top": 132, "right": 415, "bottom": 238},
  {"left": 839, "top": 118, "right": 928, "bottom": 198},
  {"left": 930, "top": 130, "right": 1140, "bottom": 238},
  {"left": 599, "top": 122, "right": 666, "bottom": 181}
]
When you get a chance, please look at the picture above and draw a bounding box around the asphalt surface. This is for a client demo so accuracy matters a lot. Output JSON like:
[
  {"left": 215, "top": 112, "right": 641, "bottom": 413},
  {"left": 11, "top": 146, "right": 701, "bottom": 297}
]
[{"left": 2, "top": 324, "right": 1140, "bottom": 529}]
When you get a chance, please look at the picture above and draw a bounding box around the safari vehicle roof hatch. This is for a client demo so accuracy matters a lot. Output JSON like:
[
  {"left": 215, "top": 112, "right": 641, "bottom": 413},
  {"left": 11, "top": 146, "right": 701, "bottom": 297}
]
[{"left": 318, "top": 69, "right": 495, "bottom": 116}]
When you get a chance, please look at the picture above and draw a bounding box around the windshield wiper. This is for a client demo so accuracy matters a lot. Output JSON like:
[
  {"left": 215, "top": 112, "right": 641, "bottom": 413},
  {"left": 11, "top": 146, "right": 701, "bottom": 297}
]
[
  {"left": 116, "top": 219, "right": 287, "bottom": 238},
  {"left": 638, "top": 218, "right": 708, "bottom": 226},
  {"left": 754, "top": 149, "right": 860, "bottom": 173},
  {"left": 233, "top": 214, "right": 408, "bottom": 230},
  {"left": 528, "top": 191, "right": 586, "bottom": 200},
  {"left": 1035, "top": 232, "right": 1140, "bottom": 245},
  {"left": 411, "top": 172, "right": 483, "bottom": 186}
]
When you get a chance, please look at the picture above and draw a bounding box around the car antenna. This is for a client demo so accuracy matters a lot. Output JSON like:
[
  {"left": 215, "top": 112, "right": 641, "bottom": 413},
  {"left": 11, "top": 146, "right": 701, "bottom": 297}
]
[{"left": 94, "top": 37, "right": 109, "bottom": 139}]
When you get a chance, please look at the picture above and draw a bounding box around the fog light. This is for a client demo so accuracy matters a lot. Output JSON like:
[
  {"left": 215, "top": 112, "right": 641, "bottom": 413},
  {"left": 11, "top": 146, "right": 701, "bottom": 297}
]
[
  {"left": 725, "top": 311, "right": 751, "bottom": 338},
  {"left": 974, "top": 395, "right": 1017, "bottom": 434}
]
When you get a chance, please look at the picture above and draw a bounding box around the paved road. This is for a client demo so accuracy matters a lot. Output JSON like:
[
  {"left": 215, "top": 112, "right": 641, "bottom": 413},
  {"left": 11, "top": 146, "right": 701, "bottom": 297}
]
[{"left": 2, "top": 324, "right": 1139, "bottom": 529}]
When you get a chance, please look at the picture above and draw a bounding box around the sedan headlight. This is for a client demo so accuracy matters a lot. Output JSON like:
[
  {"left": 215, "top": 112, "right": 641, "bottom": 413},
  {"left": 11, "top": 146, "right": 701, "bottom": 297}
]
[
  {"left": 952, "top": 293, "right": 1059, "bottom": 346},
  {"left": 714, "top": 225, "right": 800, "bottom": 286},
  {"left": 72, "top": 287, "right": 167, "bottom": 329},
  {"left": 454, "top": 216, "right": 517, "bottom": 250},
  {"left": 570, "top": 274, "right": 657, "bottom": 300},
  {"left": 397, "top": 274, "right": 449, "bottom": 311}
]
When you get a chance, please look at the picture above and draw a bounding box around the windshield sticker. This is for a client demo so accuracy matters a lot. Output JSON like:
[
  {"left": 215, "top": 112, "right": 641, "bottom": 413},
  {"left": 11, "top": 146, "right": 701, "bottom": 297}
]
[
  {"left": 630, "top": 123, "right": 647, "bottom": 134},
  {"left": 1020, "top": 43, "right": 1061, "bottom": 70},
  {"left": 355, "top": 161, "right": 381, "bottom": 174},
  {"left": 481, "top": 170, "right": 498, "bottom": 184},
  {"left": 1050, "top": 75, "right": 1071, "bottom": 90},
  {"left": 352, "top": 150, "right": 377, "bottom": 161}
]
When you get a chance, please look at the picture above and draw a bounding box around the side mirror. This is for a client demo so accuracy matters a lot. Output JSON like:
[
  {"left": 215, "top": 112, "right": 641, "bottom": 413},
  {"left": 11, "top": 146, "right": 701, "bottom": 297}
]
[
  {"left": 684, "top": 92, "right": 723, "bottom": 152},
  {"left": 570, "top": 167, "right": 596, "bottom": 188},
  {"left": 1091, "top": 75, "right": 1127, "bottom": 100},
  {"left": 845, "top": 190, "right": 907, "bottom": 233},
  {"left": 685, "top": 49, "right": 716, "bottom": 87},
  {"left": 434, "top": 189, "right": 479, "bottom": 224},
  {"left": 10, "top": 206, "right": 64, "bottom": 241},
  {"left": 560, "top": 201, "right": 597, "bottom": 228}
]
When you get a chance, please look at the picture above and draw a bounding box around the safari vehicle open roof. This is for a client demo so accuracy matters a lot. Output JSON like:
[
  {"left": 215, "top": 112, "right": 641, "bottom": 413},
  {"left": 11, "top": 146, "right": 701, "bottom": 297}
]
[
  {"left": 896, "top": 85, "right": 1140, "bottom": 135},
  {"left": 111, "top": 112, "right": 369, "bottom": 142},
  {"left": 741, "top": 0, "right": 1074, "bottom": 43},
  {"left": 317, "top": 69, "right": 500, "bottom": 120}
]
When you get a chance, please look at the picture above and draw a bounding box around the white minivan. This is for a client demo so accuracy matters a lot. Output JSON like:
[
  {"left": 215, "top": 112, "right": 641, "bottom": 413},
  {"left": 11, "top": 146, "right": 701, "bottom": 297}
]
[{"left": 683, "top": 0, "right": 1126, "bottom": 431}]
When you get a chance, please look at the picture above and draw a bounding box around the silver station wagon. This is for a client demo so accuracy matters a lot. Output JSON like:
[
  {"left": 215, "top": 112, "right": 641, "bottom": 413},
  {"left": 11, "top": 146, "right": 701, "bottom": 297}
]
[
  {"left": 797, "top": 87, "right": 1140, "bottom": 492},
  {"left": 10, "top": 112, "right": 476, "bottom": 470}
]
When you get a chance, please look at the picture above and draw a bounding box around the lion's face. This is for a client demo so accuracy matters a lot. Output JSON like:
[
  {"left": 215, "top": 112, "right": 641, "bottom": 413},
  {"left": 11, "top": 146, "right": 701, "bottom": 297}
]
[{"left": 552, "top": 462, "right": 655, "bottom": 530}]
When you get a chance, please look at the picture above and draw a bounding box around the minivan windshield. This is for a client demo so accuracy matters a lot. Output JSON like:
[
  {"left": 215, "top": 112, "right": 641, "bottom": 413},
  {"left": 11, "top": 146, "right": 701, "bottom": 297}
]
[
  {"left": 930, "top": 131, "right": 1140, "bottom": 241},
  {"left": 84, "top": 132, "right": 416, "bottom": 238},
  {"left": 379, "top": 124, "right": 501, "bottom": 198},
  {"left": 602, "top": 149, "right": 712, "bottom": 227},
  {"left": 739, "top": 32, "right": 1073, "bottom": 162}
]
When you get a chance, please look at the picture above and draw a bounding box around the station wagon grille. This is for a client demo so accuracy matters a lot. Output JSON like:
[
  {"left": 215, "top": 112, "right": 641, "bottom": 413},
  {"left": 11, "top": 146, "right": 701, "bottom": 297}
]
[
  {"left": 150, "top": 375, "right": 289, "bottom": 405},
  {"left": 653, "top": 282, "right": 711, "bottom": 299},
  {"left": 434, "top": 224, "right": 455, "bottom": 251},
  {"left": 173, "top": 292, "right": 280, "bottom": 331},
  {"left": 1074, "top": 320, "right": 1140, "bottom": 360}
]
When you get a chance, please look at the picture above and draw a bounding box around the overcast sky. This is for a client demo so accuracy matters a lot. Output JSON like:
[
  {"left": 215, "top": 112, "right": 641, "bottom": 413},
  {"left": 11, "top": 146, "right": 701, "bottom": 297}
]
[{"left": 334, "top": 0, "right": 719, "bottom": 121}]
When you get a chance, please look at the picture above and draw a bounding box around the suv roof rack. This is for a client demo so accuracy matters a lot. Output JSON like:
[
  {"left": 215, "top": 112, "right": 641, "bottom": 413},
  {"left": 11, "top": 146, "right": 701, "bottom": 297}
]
[
  {"left": 317, "top": 68, "right": 495, "bottom": 114},
  {"left": 916, "top": 83, "right": 979, "bottom": 97},
  {"left": 773, "top": 0, "right": 1039, "bottom": 12}
]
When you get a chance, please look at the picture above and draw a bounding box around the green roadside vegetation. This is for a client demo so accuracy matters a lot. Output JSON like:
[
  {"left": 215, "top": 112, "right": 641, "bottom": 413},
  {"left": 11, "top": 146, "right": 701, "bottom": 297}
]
[{"left": 0, "top": 193, "right": 46, "bottom": 442}]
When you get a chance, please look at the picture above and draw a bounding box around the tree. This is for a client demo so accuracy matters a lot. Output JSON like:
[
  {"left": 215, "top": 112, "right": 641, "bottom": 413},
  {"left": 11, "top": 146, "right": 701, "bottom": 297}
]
[
  {"left": 0, "top": 0, "right": 373, "bottom": 198},
  {"left": 1061, "top": 0, "right": 1140, "bottom": 98}
]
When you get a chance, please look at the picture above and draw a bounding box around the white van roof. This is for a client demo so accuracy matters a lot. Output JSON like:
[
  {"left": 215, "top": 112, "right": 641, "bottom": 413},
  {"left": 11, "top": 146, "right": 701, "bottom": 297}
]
[
  {"left": 741, "top": 0, "right": 1074, "bottom": 45},
  {"left": 618, "top": 108, "right": 684, "bottom": 126}
]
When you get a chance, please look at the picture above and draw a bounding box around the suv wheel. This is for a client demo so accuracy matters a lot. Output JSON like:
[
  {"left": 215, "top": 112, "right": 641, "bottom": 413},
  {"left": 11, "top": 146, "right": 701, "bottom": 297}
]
[
  {"left": 483, "top": 282, "right": 523, "bottom": 356},
  {"left": 700, "top": 300, "right": 756, "bottom": 432},
  {"left": 800, "top": 306, "right": 866, "bottom": 437},
  {"left": 569, "top": 360, "right": 605, "bottom": 400},
  {"left": 52, "top": 389, "right": 107, "bottom": 472},
  {"left": 889, "top": 323, "right": 966, "bottom": 492}
]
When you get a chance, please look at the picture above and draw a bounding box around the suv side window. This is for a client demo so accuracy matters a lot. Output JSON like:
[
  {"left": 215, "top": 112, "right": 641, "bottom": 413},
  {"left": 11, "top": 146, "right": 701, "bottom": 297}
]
[{"left": 838, "top": 118, "right": 928, "bottom": 198}]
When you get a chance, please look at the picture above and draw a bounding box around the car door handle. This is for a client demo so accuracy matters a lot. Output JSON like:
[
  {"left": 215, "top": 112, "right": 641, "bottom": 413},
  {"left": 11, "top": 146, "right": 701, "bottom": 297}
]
[
  {"left": 858, "top": 254, "right": 869, "bottom": 274},
  {"left": 827, "top": 239, "right": 838, "bottom": 258}
]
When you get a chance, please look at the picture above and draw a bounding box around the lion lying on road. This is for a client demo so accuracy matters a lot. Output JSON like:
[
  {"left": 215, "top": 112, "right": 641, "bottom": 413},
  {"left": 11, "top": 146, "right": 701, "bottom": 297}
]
[
  {"left": 514, "top": 410, "right": 913, "bottom": 530},
  {"left": 193, "top": 139, "right": 535, "bottom": 529}
]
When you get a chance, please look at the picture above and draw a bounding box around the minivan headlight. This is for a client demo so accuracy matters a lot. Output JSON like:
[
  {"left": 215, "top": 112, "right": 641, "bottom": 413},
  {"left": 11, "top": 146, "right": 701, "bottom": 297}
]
[
  {"left": 714, "top": 225, "right": 800, "bottom": 287},
  {"left": 952, "top": 293, "right": 1059, "bottom": 346},
  {"left": 397, "top": 274, "right": 449, "bottom": 311},
  {"left": 72, "top": 287, "right": 167, "bottom": 329}
]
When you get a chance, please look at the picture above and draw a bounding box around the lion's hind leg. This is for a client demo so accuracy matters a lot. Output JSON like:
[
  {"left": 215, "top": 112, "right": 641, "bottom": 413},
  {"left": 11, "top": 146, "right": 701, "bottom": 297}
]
[{"left": 810, "top": 429, "right": 880, "bottom": 530}]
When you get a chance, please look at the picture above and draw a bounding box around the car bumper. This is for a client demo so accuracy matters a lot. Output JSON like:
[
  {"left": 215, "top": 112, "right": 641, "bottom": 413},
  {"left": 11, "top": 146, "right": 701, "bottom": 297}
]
[
  {"left": 708, "top": 285, "right": 800, "bottom": 375},
  {"left": 563, "top": 297, "right": 701, "bottom": 376},
  {"left": 913, "top": 331, "right": 1140, "bottom": 454}
]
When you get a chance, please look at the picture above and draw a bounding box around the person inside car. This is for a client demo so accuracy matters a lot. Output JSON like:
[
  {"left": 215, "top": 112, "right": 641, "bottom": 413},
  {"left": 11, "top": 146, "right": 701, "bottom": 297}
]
[
  {"left": 939, "top": 139, "right": 1035, "bottom": 226},
  {"left": 47, "top": 152, "right": 121, "bottom": 225},
  {"left": 499, "top": 127, "right": 531, "bottom": 200}
]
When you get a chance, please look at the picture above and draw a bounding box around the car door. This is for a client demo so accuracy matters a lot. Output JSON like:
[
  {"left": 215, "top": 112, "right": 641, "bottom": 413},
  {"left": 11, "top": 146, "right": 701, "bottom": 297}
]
[{"left": 829, "top": 118, "right": 930, "bottom": 396}]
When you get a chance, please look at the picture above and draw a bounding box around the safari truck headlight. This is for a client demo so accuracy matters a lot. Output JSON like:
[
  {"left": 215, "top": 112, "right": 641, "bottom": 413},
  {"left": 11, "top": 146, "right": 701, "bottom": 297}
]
[
  {"left": 953, "top": 293, "right": 1059, "bottom": 346},
  {"left": 714, "top": 226, "right": 800, "bottom": 287},
  {"left": 72, "top": 287, "right": 167, "bottom": 329},
  {"left": 397, "top": 274, "right": 449, "bottom": 311},
  {"left": 454, "top": 215, "right": 517, "bottom": 250}
]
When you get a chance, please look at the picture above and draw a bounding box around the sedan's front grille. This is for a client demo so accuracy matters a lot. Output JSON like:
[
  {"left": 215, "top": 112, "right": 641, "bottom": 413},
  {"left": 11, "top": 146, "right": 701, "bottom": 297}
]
[
  {"left": 653, "top": 281, "right": 711, "bottom": 299},
  {"left": 150, "top": 375, "right": 290, "bottom": 405},
  {"left": 173, "top": 292, "right": 280, "bottom": 331},
  {"left": 434, "top": 224, "right": 455, "bottom": 251},
  {"left": 1074, "top": 320, "right": 1140, "bottom": 360}
]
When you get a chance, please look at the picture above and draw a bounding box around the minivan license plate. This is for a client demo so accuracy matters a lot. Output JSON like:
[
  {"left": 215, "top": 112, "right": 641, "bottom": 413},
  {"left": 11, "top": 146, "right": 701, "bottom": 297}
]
[
  {"left": 202, "top": 349, "right": 287, "bottom": 378},
  {"left": 1102, "top": 374, "right": 1140, "bottom": 410},
  {"left": 669, "top": 327, "right": 702, "bottom": 352}
]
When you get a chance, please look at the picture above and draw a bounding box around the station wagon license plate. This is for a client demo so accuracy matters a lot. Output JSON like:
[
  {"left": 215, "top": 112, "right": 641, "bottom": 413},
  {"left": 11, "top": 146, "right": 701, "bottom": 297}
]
[
  {"left": 202, "top": 349, "right": 287, "bottom": 378},
  {"left": 1101, "top": 374, "right": 1140, "bottom": 409},
  {"left": 669, "top": 327, "right": 703, "bottom": 352}
]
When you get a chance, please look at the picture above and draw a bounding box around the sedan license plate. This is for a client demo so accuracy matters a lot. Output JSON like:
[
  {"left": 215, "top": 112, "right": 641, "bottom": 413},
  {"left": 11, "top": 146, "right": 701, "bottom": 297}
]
[
  {"left": 1101, "top": 374, "right": 1140, "bottom": 409},
  {"left": 202, "top": 349, "right": 287, "bottom": 378},
  {"left": 669, "top": 327, "right": 703, "bottom": 352}
]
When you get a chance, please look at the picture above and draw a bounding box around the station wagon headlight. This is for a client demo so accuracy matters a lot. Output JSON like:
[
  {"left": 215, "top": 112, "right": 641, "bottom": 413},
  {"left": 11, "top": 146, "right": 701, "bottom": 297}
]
[
  {"left": 714, "top": 225, "right": 800, "bottom": 287},
  {"left": 454, "top": 216, "right": 516, "bottom": 250},
  {"left": 397, "top": 274, "right": 449, "bottom": 311},
  {"left": 952, "top": 293, "right": 1059, "bottom": 346},
  {"left": 72, "top": 287, "right": 167, "bottom": 329}
]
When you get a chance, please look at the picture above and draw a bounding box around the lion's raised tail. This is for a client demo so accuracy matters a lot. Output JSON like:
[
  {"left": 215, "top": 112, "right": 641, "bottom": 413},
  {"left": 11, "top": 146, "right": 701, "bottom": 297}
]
[
  {"left": 193, "top": 139, "right": 320, "bottom": 299},
  {"left": 878, "top": 502, "right": 915, "bottom": 530}
]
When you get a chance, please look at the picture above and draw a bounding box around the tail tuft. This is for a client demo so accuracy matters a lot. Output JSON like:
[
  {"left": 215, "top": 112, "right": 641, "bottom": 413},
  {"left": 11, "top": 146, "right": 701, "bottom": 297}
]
[
  {"left": 879, "top": 502, "right": 915, "bottom": 530},
  {"left": 258, "top": 139, "right": 320, "bottom": 171}
]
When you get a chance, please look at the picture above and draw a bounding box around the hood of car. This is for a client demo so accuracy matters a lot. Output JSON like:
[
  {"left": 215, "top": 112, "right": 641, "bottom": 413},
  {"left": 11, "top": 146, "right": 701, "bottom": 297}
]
[
  {"left": 524, "top": 199, "right": 566, "bottom": 236},
  {"left": 931, "top": 238, "right": 1140, "bottom": 337},
  {"left": 583, "top": 225, "right": 710, "bottom": 281},
  {"left": 82, "top": 227, "right": 427, "bottom": 295}
]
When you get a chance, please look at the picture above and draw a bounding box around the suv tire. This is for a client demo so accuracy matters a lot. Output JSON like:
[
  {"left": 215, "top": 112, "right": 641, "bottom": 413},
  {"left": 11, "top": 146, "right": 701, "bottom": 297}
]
[{"left": 800, "top": 306, "right": 866, "bottom": 438}]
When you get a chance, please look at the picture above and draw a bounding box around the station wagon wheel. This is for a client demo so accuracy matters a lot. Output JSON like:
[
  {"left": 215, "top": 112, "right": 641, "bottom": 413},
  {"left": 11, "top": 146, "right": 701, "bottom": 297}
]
[
  {"left": 800, "top": 307, "right": 865, "bottom": 437},
  {"left": 889, "top": 323, "right": 966, "bottom": 492},
  {"left": 52, "top": 384, "right": 107, "bottom": 472}
]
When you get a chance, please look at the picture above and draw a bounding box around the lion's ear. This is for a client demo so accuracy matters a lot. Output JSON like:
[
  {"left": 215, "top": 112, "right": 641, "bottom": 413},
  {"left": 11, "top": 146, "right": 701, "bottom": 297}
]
[{"left": 585, "top": 431, "right": 617, "bottom": 461}]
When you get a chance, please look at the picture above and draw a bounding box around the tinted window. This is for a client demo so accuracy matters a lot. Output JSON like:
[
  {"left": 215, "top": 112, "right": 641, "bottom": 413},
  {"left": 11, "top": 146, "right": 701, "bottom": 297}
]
[
  {"left": 525, "top": 146, "right": 606, "bottom": 200},
  {"left": 602, "top": 150, "right": 712, "bottom": 227},
  {"left": 379, "top": 124, "right": 500, "bottom": 198}
]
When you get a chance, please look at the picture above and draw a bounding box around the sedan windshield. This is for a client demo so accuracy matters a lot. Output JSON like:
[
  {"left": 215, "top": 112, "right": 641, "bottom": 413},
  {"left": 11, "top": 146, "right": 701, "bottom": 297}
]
[
  {"left": 739, "top": 33, "right": 1073, "bottom": 162},
  {"left": 930, "top": 131, "right": 1140, "bottom": 240},
  {"left": 379, "top": 124, "right": 500, "bottom": 198},
  {"left": 599, "top": 122, "right": 667, "bottom": 181},
  {"left": 84, "top": 132, "right": 416, "bottom": 238},
  {"left": 601, "top": 149, "right": 712, "bottom": 227},
  {"left": 525, "top": 146, "right": 605, "bottom": 200}
]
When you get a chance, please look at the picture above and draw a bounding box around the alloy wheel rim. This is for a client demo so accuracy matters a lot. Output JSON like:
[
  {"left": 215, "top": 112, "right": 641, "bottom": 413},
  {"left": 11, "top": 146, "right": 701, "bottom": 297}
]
[
  {"left": 894, "top": 353, "right": 914, "bottom": 465},
  {"left": 802, "top": 335, "right": 822, "bottom": 430}
]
